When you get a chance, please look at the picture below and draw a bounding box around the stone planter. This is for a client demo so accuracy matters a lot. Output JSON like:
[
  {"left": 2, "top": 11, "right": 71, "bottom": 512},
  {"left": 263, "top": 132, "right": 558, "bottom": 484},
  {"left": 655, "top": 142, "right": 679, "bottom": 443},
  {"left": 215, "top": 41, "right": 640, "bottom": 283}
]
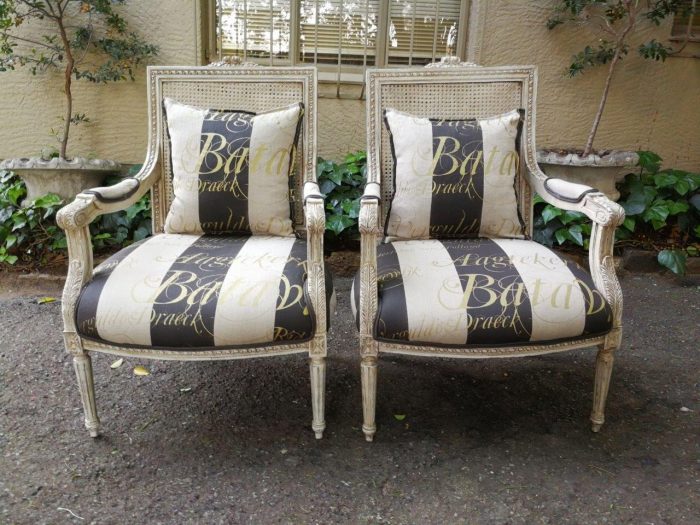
[
  {"left": 536, "top": 150, "right": 638, "bottom": 201},
  {"left": 0, "top": 157, "right": 120, "bottom": 205}
]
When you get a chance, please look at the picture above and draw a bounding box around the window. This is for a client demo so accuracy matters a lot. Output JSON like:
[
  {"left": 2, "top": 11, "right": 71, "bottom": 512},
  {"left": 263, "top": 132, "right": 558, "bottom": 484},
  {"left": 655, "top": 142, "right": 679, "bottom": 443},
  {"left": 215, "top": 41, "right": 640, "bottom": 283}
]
[
  {"left": 387, "top": 0, "right": 462, "bottom": 65},
  {"left": 671, "top": 0, "right": 698, "bottom": 42},
  {"left": 211, "top": 0, "right": 468, "bottom": 83}
]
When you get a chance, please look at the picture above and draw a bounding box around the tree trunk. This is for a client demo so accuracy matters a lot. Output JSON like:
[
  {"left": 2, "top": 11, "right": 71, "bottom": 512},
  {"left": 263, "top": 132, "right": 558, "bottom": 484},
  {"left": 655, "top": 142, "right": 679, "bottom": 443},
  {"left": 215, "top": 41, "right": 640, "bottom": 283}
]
[
  {"left": 56, "top": 13, "right": 74, "bottom": 160},
  {"left": 582, "top": 47, "right": 622, "bottom": 158},
  {"left": 582, "top": 2, "right": 636, "bottom": 158}
]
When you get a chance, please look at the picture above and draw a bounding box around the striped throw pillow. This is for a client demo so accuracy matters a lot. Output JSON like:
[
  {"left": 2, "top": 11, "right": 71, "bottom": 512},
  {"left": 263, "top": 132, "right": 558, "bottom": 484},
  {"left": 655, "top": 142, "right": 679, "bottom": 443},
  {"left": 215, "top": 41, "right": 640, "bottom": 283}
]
[
  {"left": 383, "top": 108, "right": 525, "bottom": 240},
  {"left": 164, "top": 99, "right": 304, "bottom": 236}
]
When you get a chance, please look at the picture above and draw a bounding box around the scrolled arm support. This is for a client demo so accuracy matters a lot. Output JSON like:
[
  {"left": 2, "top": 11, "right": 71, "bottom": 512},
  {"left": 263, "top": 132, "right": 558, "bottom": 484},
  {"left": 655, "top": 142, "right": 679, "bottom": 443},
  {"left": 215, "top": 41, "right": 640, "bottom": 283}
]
[
  {"left": 525, "top": 164, "right": 624, "bottom": 227},
  {"left": 359, "top": 183, "right": 381, "bottom": 357},
  {"left": 304, "top": 183, "right": 327, "bottom": 349},
  {"left": 56, "top": 160, "right": 160, "bottom": 231}
]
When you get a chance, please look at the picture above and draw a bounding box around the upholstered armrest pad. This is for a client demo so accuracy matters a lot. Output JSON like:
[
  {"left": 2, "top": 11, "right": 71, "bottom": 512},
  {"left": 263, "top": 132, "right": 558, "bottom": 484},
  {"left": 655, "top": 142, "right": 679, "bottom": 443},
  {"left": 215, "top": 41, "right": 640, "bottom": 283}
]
[
  {"left": 361, "top": 181, "right": 381, "bottom": 201},
  {"left": 544, "top": 178, "right": 598, "bottom": 203},
  {"left": 304, "top": 181, "right": 323, "bottom": 203},
  {"left": 81, "top": 177, "right": 140, "bottom": 203}
]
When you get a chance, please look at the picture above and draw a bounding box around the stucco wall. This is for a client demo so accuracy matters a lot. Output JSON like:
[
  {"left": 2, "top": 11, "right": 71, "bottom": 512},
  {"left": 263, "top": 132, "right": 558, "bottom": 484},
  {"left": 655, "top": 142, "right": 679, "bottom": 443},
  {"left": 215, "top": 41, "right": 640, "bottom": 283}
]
[
  {"left": 0, "top": 1, "right": 698, "bottom": 170},
  {"left": 0, "top": 1, "right": 200, "bottom": 164},
  {"left": 478, "top": 2, "right": 700, "bottom": 170}
]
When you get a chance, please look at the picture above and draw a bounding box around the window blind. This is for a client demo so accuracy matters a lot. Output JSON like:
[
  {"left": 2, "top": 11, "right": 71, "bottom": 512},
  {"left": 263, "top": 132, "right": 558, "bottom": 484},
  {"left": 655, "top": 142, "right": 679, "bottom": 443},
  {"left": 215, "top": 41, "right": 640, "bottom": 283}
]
[
  {"left": 387, "top": 0, "right": 461, "bottom": 65},
  {"left": 299, "top": 0, "right": 380, "bottom": 65},
  {"left": 220, "top": 0, "right": 292, "bottom": 61}
]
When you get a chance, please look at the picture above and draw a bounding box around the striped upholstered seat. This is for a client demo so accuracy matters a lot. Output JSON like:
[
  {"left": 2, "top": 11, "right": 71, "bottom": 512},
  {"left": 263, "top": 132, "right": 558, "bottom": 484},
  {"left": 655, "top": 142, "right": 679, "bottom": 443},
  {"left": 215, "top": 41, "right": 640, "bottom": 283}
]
[
  {"left": 77, "top": 234, "right": 331, "bottom": 349},
  {"left": 352, "top": 238, "right": 613, "bottom": 347}
]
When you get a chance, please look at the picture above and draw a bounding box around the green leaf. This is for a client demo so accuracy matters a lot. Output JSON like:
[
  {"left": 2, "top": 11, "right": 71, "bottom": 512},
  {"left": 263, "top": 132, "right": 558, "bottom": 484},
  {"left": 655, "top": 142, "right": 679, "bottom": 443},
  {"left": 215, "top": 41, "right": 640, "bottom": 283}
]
[
  {"left": 621, "top": 192, "right": 647, "bottom": 216},
  {"left": 689, "top": 194, "right": 700, "bottom": 212},
  {"left": 541, "top": 205, "right": 563, "bottom": 224},
  {"left": 642, "top": 201, "right": 670, "bottom": 227},
  {"left": 319, "top": 179, "right": 336, "bottom": 196},
  {"left": 32, "top": 193, "right": 62, "bottom": 208},
  {"left": 653, "top": 173, "right": 677, "bottom": 188},
  {"left": 568, "top": 224, "right": 584, "bottom": 246},
  {"left": 622, "top": 217, "right": 636, "bottom": 232},
  {"left": 328, "top": 165, "right": 344, "bottom": 185},
  {"left": 555, "top": 228, "right": 569, "bottom": 245},
  {"left": 5, "top": 233, "right": 16, "bottom": 248},
  {"left": 326, "top": 214, "right": 355, "bottom": 235},
  {"left": 666, "top": 200, "right": 689, "bottom": 215},
  {"left": 560, "top": 210, "right": 585, "bottom": 225},
  {"left": 657, "top": 249, "right": 686, "bottom": 275},
  {"left": 393, "top": 414, "right": 406, "bottom": 421},
  {"left": 637, "top": 150, "right": 662, "bottom": 173}
]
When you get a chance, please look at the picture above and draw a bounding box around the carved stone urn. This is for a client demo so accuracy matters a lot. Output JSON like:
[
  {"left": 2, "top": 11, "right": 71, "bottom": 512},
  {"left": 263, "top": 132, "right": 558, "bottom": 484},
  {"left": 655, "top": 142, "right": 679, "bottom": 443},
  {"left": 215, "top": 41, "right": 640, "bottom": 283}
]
[
  {"left": 536, "top": 150, "right": 638, "bottom": 201},
  {"left": 0, "top": 156, "right": 120, "bottom": 205}
]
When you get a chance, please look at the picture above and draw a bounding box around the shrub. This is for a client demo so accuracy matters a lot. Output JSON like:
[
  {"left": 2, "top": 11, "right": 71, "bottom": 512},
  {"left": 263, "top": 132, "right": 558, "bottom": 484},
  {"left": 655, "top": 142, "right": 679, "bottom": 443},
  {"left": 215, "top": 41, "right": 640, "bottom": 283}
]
[
  {"left": 534, "top": 151, "right": 700, "bottom": 274},
  {"left": 0, "top": 168, "right": 151, "bottom": 268},
  {"left": 317, "top": 151, "right": 366, "bottom": 247},
  {"left": 0, "top": 170, "right": 65, "bottom": 265}
]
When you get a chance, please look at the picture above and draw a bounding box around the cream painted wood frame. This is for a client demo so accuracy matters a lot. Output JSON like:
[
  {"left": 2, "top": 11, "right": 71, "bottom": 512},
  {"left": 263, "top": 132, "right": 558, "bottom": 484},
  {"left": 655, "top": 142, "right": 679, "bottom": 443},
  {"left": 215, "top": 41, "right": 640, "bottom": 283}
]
[
  {"left": 57, "top": 66, "right": 328, "bottom": 439},
  {"left": 359, "top": 63, "right": 625, "bottom": 442}
]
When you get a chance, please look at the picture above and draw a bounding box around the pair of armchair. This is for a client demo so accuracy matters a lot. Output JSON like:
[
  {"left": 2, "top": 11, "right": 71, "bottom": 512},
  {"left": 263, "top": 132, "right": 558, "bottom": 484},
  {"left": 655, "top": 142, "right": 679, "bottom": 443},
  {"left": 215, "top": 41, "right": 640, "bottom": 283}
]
[{"left": 57, "top": 63, "right": 624, "bottom": 441}]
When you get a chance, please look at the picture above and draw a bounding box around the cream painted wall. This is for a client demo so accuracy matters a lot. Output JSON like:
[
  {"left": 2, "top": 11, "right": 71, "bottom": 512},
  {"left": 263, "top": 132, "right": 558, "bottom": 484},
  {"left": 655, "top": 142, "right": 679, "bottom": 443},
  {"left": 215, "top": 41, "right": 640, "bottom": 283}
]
[
  {"left": 477, "top": 1, "right": 700, "bottom": 170},
  {"left": 0, "top": 1, "right": 200, "bottom": 164},
  {"left": 0, "top": 1, "right": 698, "bottom": 170}
]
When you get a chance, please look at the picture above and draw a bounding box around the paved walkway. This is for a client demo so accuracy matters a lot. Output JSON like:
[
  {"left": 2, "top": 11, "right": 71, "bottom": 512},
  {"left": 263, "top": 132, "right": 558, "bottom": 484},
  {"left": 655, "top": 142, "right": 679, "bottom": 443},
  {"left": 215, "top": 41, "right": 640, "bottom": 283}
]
[{"left": 1, "top": 273, "right": 698, "bottom": 523}]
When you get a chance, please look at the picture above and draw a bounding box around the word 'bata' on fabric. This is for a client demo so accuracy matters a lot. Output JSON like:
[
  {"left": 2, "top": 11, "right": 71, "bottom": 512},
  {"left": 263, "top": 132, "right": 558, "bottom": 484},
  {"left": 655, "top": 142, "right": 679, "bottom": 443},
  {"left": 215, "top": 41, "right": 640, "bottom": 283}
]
[
  {"left": 75, "top": 234, "right": 324, "bottom": 348},
  {"left": 163, "top": 99, "right": 304, "bottom": 236},
  {"left": 383, "top": 108, "right": 525, "bottom": 240},
  {"left": 351, "top": 238, "right": 613, "bottom": 346}
]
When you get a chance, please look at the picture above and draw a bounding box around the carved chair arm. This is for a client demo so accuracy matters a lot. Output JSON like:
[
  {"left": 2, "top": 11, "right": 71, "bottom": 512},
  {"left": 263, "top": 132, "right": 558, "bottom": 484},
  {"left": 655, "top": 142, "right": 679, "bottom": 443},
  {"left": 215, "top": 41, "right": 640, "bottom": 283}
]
[
  {"left": 358, "top": 183, "right": 381, "bottom": 343},
  {"left": 525, "top": 162, "right": 625, "bottom": 228},
  {"left": 56, "top": 160, "right": 160, "bottom": 232},
  {"left": 303, "top": 182, "right": 327, "bottom": 337}
]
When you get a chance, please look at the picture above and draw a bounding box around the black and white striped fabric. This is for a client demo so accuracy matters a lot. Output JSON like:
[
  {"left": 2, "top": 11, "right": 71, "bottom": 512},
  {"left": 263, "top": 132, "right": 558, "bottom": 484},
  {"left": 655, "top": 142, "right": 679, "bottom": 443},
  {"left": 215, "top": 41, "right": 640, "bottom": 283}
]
[
  {"left": 383, "top": 108, "right": 525, "bottom": 240},
  {"left": 76, "top": 234, "right": 330, "bottom": 348},
  {"left": 351, "top": 239, "right": 612, "bottom": 346},
  {"left": 164, "top": 99, "right": 303, "bottom": 236}
]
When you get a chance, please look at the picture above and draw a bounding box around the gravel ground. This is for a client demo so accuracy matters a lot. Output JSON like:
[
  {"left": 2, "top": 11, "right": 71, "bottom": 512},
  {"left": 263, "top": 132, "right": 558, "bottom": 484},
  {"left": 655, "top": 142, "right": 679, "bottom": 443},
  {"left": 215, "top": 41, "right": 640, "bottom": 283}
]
[{"left": 1, "top": 273, "right": 698, "bottom": 524}]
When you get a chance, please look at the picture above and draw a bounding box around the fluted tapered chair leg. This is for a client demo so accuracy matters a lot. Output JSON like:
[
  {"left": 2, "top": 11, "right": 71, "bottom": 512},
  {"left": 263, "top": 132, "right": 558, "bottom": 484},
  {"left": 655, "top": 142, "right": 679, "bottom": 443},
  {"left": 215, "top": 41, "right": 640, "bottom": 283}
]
[
  {"left": 73, "top": 354, "right": 100, "bottom": 438},
  {"left": 591, "top": 344, "right": 615, "bottom": 432},
  {"left": 361, "top": 356, "right": 378, "bottom": 442},
  {"left": 310, "top": 356, "right": 326, "bottom": 439}
]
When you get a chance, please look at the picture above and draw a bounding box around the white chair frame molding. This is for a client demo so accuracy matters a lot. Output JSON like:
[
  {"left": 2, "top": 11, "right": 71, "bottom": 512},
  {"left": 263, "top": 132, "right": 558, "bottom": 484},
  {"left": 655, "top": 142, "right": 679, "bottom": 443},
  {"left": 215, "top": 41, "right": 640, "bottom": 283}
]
[
  {"left": 57, "top": 66, "right": 329, "bottom": 439},
  {"left": 357, "top": 63, "right": 625, "bottom": 441}
]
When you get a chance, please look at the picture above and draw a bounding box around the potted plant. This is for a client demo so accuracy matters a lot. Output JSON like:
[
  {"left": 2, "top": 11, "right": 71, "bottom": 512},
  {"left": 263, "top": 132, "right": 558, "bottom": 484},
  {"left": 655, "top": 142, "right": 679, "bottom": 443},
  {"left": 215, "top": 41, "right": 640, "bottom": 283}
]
[
  {"left": 538, "top": 0, "right": 686, "bottom": 200},
  {"left": 0, "top": 0, "right": 157, "bottom": 203}
]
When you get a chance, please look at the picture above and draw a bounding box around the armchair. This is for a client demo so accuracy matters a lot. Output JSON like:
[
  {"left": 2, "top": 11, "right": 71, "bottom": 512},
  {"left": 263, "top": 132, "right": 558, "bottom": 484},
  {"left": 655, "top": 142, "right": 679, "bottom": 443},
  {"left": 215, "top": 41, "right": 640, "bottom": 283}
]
[
  {"left": 57, "top": 66, "right": 330, "bottom": 439},
  {"left": 353, "top": 64, "right": 624, "bottom": 441}
]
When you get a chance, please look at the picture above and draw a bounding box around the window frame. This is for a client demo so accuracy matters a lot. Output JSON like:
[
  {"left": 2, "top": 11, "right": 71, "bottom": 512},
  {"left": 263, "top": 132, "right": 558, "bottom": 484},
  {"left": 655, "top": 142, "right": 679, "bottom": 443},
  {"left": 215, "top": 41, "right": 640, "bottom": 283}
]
[
  {"left": 670, "top": 0, "right": 699, "bottom": 43},
  {"left": 203, "top": 0, "right": 470, "bottom": 82}
]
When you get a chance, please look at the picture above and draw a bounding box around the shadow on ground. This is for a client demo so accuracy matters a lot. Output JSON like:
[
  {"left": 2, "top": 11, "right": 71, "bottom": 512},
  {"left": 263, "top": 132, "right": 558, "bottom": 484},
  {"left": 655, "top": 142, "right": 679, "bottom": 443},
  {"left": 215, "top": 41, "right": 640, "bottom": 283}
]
[{"left": 1, "top": 274, "right": 698, "bottom": 523}]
